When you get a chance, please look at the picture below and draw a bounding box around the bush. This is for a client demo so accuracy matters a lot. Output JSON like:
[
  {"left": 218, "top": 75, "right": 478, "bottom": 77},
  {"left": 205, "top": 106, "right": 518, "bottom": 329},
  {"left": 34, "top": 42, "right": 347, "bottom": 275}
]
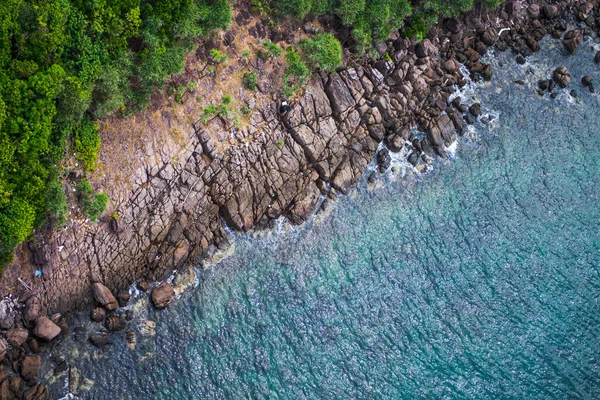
[
  {"left": 76, "top": 179, "right": 109, "bottom": 222},
  {"left": 299, "top": 34, "right": 343, "bottom": 72},
  {"left": 283, "top": 47, "right": 311, "bottom": 97},
  {"left": 74, "top": 117, "right": 101, "bottom": 172},
  {"left": 243, "top": 72, "right": 258, "bottom": 90}
]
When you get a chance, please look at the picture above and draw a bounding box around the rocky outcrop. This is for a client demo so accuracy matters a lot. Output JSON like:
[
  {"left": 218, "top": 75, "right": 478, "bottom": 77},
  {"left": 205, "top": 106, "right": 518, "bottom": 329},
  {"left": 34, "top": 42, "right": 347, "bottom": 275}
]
[
  {"left": 20, "top": 355, "right": 41, "bottom": 381},
  {"left": 151, "top": 282, "right": 175, "bottom": 309},
  {"left": 0, "top": 2, "right": 598, "bottom": 376}
]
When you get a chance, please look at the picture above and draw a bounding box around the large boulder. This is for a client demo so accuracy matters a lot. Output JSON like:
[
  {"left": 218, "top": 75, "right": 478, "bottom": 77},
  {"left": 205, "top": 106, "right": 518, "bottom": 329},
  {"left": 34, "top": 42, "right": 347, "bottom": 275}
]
[
  {"left": 33, "top": 316, "right": 61, "bottom": 341},
  {"left": 20, "top": 355, "right": 41, "bottom": 381},
  {"left": 151, "top": 282, "right": 175, "bottom": 309},
  {"left": 92, "top": 283, "right": 119, "bottom": 311},
  {"left": 552, "top": 66, "right": 571, "bottom": 88}
]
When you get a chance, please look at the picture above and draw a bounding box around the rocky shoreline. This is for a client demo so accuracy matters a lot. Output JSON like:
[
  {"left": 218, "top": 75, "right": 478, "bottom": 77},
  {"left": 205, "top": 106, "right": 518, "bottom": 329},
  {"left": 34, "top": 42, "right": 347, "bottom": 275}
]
[{"left": 1, "top": 0, "right": 600, "bottom": 398}]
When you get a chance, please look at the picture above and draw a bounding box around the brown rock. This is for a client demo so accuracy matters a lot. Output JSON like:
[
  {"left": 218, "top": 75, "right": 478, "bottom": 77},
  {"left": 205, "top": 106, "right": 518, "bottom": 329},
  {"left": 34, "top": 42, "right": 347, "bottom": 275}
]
[
  {"left": 90, "top": 307, "right": 106, "bottom": 322},
  {"left": 20, "top": 355, "right": 41, "bottom": 381},
  {"left": 27, "top": 338, "right": 40, "bottom": 354},
  {"left": 23, "top": 296, "right": 40, "bottom": 322},
  {"left": 33, "top": 316, "right": 61, "bottom": 342},
  {"left": 552, "top": 66, "right": 571, "bottom": 88},
  {"left": 105, "top": 315, "right": 126, "bottom": 332},
  {"left": 92, "top": 283, "right": 119, "bottom": 311},
  {"left": 89, "top": 334, "right": 112, "bottom": 351},
  {"left": 22, "top": 382, "right": 48, "bottom": 400},
  {"left": 0, "top": 371, "right": 9, "bottom": 384},
  {"left": 117, "top": 292, "right": 131, "bottom": 307},
  {"left": 7, "top": 327, "right": 28, "bottom": 347},
  {"left": 562, "top": 30, "right": 583, "bottom": 55},
  {"left": 9, "top": 376, "right": 23, "bottom": 396},
  {"left": 151, "top": 282, "right": 176, "bottom": 309},
  {"left": 0, "top": 379, "right": 13, "bottom": 400},
  {"left": 542, "top": 4, "right": 559, "bottom": 18},
  {"left": 137, "top": 281, "right": 149, "bottom": 292}
]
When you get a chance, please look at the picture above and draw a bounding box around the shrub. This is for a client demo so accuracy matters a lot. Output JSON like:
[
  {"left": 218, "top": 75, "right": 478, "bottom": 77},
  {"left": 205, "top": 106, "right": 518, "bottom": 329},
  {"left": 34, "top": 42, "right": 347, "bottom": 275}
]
[
  {"left": 74, "top": 117, "right": 101, "bottom": 172},
  {"left": 283, "top": 47, "right": 311, "bottom": 97},
  {"left": 210, "top": 49, "right": 229, "bottom": 63},
  {"left": 243, "top": 72, "right": 258, "bottom": 90},
  {"left": 76, "top": 179, "right": 109, "bottom": 222},
  {"left": 299, "top": 34, "right": 343, "bottom": 72}
]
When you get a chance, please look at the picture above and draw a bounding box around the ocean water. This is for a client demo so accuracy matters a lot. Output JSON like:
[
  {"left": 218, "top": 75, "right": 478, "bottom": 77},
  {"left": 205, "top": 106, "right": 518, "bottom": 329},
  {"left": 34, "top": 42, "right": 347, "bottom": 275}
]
[{"left": 47, "top": 38, "right": 600, "bottom": 399}]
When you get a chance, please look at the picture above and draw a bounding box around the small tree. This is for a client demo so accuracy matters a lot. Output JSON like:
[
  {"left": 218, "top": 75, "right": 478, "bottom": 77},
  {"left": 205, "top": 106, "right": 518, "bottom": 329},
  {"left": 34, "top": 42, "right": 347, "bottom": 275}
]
[{"left": 299, "top": 34, "right": 342, "bottom": 72}]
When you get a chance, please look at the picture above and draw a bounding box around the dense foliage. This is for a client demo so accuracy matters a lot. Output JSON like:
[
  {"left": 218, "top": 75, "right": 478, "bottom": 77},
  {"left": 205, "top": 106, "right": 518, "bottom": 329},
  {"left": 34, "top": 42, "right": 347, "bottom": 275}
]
[{"left": 0, "top": 0, "right": 231, "bottom": 265}]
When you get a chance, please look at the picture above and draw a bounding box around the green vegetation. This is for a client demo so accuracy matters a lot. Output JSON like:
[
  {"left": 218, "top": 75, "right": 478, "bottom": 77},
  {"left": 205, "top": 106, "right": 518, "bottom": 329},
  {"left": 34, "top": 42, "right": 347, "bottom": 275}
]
[
  {"left": 76, "top": 179, "right": 109, "bottom": 222},
  {"left": 299, "top": 34, "right": 343, "bottom": 72},
  {"left": 210, "top": 48, "right": 230, "bottom": 63},
  {"left": 243, "top": 72, "right": 258, "bottom": 90},
  {"left": 258, "top": 41, "right": 283, "bottom": 59},
  {"left": 283, "top": 47, "right": 311, "bottom": 97},
  {"left": 0, "top": 0, "right": 231, "bottom": 265}
]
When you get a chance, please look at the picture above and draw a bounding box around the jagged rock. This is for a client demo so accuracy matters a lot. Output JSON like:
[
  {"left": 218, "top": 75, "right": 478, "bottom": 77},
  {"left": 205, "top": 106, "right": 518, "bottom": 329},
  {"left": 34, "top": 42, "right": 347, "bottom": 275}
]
[
  {"left": 415, "top": 39, "right": 437, "bottom": 58},
  {"left": 386, "top": 134, "right": 405, "bottom": 152},
  {"left": 20, "top": 355, "right": 41, "bottom": 381},
  {"left": 151, "top": 282, "right": 175, "bottom": 309},
  {"left": 89, "top": 335, "right": 112, "bottom": 350},
  {"left": 552, "top": 66, "right": 571, "bottom": 88},
  {"left": 9, "top": 376, "right": 23, "bottom": 397},
  {"left": 468, "top": 103, "right": 482, "bottom": 117},
  {"left": 137, "top": 281, "right": 149, "bottom": 292},
  {"left": 7, "top": 327, "right": 28, "bottom": 347},
  {"left": 105, "top": 315, "right": 126, "bottom": 332},
  {"left": 562, "top": 30, "right": 583, "bottom": 55},
  {"left": 33, "top": 316, "right": 61, "bottom": 342},
  {"left": 0, "top": 338, "right": 7, "bottom": 361},
  {"left": 92, "top": 283, "right": 119, "bottom": 311},
  {"left": 376, "top": 149, "right": 391, "bottom": 173},
  {"left": 0, "top": 379, "right": 12, "bottom": 400},
  {"left": 90, "top": 307, "right": 106, "bottom": 323},
  {"left": 22, "top": 382, "right": 49, "bottom": 400},
  {"left": 0, "top": 371, "right": 8, "bottom": 384},
  {"left": 542, "top": 4, "right": 560, "bottom": 18}
]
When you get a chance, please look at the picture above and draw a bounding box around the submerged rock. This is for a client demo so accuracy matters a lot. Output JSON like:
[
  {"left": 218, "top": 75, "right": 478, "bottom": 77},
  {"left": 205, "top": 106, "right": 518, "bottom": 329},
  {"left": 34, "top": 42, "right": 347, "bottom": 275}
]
[
  {"left": 90, "top": 307, "right": 106, "bottom": 323},
  {"left": 89, "top": 335, "right": 112, "bottom": 351},
  {"left": 562, "top": 30, "right": 583, "bottom": 55},
  {"left": 377, "top": 149, "right": 391, "bottom": 173},
  {"left": 151, "top": 282, "right": 175, "bottom": 309}
]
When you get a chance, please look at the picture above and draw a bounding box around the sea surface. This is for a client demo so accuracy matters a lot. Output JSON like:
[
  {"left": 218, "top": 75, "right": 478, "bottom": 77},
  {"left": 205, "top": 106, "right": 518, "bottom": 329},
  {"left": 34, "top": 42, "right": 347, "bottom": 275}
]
[{"left": 46, "top": 37, "right": 600, "bottom": 399}]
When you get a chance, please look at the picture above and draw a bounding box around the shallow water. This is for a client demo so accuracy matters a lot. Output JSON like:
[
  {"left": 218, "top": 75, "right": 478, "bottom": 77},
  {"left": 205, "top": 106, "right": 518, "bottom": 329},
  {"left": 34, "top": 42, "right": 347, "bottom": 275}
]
[{"left": 47, "top": 38, "right": 600, "bottom": 399}]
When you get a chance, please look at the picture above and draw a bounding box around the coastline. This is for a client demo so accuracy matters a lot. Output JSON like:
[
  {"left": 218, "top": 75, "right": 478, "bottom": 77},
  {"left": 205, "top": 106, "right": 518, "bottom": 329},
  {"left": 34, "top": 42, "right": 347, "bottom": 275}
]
[{"left": 1, "top": 0, "right": 600, "bottom": 397}]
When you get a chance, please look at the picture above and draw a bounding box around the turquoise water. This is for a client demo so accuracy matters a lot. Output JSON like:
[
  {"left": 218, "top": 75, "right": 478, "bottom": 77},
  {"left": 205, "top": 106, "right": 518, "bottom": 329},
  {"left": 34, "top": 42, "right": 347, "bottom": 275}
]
[{"left": 49, "top": 39, "right": 600, "bottom": 399}]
